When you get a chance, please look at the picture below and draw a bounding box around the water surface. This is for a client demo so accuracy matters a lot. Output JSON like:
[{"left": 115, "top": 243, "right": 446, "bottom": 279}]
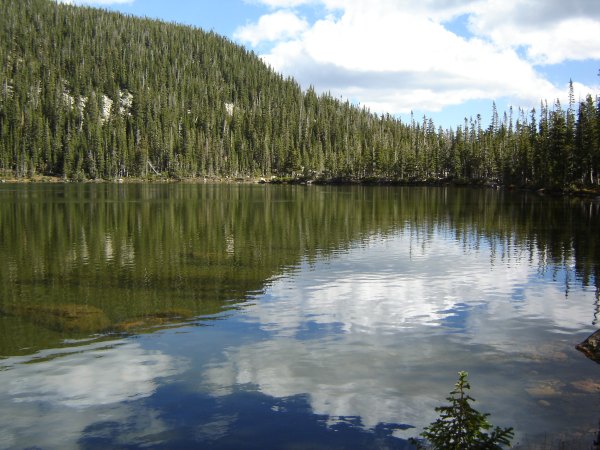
[{"left": 1, "top": 184, "right": 599, "bottom": 449}]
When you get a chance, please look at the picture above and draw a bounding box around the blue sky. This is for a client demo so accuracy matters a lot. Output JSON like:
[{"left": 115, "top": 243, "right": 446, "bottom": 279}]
[{"left": 60, "top": 0, "right": 600, "bottom": 128}]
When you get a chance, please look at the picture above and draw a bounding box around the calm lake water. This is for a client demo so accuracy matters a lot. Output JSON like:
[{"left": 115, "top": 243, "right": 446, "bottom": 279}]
[{"left": 1, "top": 183, "right": 599, "bottom": 449}]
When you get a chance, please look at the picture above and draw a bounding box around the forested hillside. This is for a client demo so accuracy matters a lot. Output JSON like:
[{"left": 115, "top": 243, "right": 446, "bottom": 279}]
[{"left": 1, "top": 0, "right": 599, "bottom": 188}]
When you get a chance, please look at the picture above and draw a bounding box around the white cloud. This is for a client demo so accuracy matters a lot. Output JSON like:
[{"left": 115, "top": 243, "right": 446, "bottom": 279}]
[
  {"left": 245, "top": 0, "right": 317, "bottom": 8},
  {"left": 234, "top": 11, "right": 309, "bottom": 47},
  {"left": 237, "top": 0, "right": 600, "bottom": 117},
  {"left": 468, "top": 0, "right": 600, "bottom": 64}
]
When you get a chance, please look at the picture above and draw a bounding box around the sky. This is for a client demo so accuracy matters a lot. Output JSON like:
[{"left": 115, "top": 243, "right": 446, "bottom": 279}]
[{"left": 58, "top": 0, "right": 600, "bottom": 128}]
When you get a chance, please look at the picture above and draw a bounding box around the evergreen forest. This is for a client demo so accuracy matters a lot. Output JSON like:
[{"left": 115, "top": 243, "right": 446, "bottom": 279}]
[{"left": 1, "top": 0, "right": 599, "bottom": 189}]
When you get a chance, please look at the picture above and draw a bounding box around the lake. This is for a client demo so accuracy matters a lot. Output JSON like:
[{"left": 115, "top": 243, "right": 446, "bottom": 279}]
[{"left": 0, "top": 183, "right": 599, "bottom": 449}]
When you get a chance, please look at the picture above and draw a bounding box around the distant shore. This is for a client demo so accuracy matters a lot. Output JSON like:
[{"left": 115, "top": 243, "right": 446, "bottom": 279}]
[{"left": 1, "top": 172, "right": 599, "bottom": 198}]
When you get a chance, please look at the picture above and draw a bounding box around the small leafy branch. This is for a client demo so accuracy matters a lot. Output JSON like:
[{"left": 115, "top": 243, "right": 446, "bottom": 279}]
[{"left": 411, "top": 371, "right": 514, "bottom": 449}]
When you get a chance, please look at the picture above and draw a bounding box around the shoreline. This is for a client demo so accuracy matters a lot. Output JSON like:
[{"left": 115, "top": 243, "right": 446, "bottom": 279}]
[{"left": 1, "top": 173, "right": 599, "bottom": 198}]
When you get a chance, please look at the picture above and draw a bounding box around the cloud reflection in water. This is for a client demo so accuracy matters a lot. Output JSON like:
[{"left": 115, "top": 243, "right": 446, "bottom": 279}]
[
  {"left": 0, "top": 340, "right": 184, "bottom": 449},
  {"left": 202, "top": 229, "right": 596, "bottom": 439}
]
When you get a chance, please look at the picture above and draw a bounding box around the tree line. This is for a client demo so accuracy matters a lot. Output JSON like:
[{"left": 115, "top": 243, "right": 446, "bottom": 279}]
[{"left": 1, "top": 0, "right": 599, "bottom": 189}]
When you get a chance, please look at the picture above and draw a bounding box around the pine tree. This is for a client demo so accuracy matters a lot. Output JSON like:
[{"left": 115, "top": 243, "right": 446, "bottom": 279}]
[
  {"left": 412, "top": 372, "right": 514, "bottom": 450},
  {"left": 0, "top": 0, "right": 598, "bottom": 189}
]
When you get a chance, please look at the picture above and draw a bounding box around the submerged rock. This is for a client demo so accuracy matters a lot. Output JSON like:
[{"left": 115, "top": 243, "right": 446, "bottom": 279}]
[
  {"left": 576, "top": 330, "right": 600, "bottom": 364},
  {"left": 571, "top": 379, "right": 600, "bottom": 393},
  {"left": 1, "top": 303, "right": 111, "bottom": 333},
  {"left": 114, "top": 308, "right": 194, "bottom": 333},
  {"left": 525, "top": 380, "right": 563, "bottom": 398}
]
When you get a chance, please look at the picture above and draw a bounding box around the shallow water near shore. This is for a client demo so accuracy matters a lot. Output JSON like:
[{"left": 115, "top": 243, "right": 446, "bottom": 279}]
[{"left": 0, "top": 183, "right": 599, "bottom": 449}]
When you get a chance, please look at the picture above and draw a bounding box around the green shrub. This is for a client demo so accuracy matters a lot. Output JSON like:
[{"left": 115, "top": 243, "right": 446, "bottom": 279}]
[{"left": 411, "top": 371, "right": 514, "bottom": 449}]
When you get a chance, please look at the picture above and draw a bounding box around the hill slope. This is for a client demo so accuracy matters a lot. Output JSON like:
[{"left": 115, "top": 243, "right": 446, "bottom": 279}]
[
  {"left": 1, "top": 0, "right": 410, "bottom": 180},
  {"left": 0, "top": 0, "right": 598, "bottom": 188}
]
